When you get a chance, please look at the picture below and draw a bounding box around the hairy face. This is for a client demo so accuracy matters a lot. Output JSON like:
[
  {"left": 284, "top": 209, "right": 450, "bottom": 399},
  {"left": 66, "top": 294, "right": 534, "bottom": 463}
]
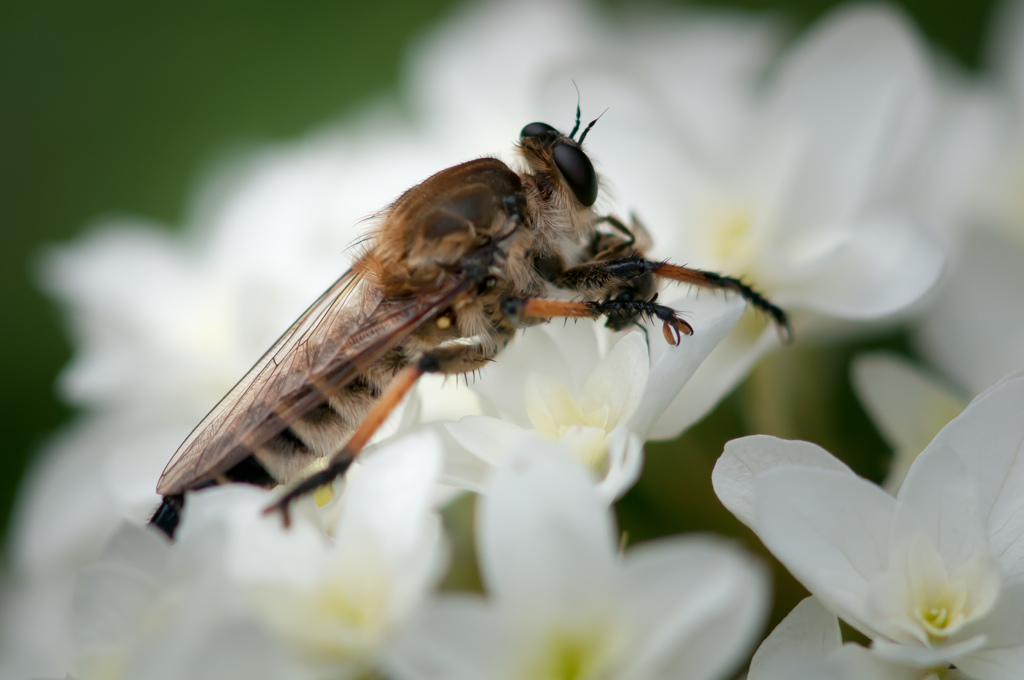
[{"left": 518, "top": 121, "right": 599, "bottom": 208}]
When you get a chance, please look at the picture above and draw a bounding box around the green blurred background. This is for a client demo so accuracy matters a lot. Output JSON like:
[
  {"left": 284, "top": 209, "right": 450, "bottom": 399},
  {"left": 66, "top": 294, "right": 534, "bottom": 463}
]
[{"left": 0, "top": 0, "right": 996, "bottom": 647}]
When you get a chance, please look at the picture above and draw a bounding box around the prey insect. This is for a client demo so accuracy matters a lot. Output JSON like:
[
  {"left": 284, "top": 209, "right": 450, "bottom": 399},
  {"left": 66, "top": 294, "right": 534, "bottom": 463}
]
[{"left": 150, "top": 109, "right": 790, "bottom": 538}]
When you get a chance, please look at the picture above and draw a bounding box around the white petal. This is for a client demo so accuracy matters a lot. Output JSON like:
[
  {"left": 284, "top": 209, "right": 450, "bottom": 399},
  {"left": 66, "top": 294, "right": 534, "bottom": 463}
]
[
  {"left": 1, "top": 574, "right": 77, "bottom": 680},
  {"left": 73, "top": 524, "right": 171, "bottom": 648},
  {"left": 924, "top": 370, "right": 1024, "bottom": 579},
  {"left": 594, "top": 428, "right": 644, "bottom": 503},
  {"left": 762, "top": 5, "right": 932, "bottom": 223},
  {"left": 620, "top": 535, "right": 770, "bottom": 680},
  {"left": 415, "top": 373, "right": 483, "bottom": 423},
  {"left": 851, "top": 352, "right": 966, "bottom": 455},
  {"left": 913, "top": 230, "right": 1024, "bottom": 395},
  {"left": 431, "top": 423, "right": 492, "bottom": 492},
  {"left": 963, "top": 579, "right": 1024, "bottom": 648},
  {"left": 331, "top": 435, "right": 448, "bottom": 630},
  {"left": 956, "top": 644, "right": 1024, "bottom": 680},
  {"left": 538, "top": 321, "right": 605, "bottom": 400},
  {"left": 713, "top": 434, "right": 853, "bottom": 529},
  {"left": 748, "top": 597, "right": 841, "bottom": 680},
  {"left": 478, "top": 445, "right": 617, "bottom": 612},
  {"left": 384, "top": 595, "right": 505, "bottom": 680},
  {"left": 122, "top": 620, "right": 291, "bottom": 680},
  {"left": 472, "top": 321, "right": 599, "bottom": 425},
  {"left": 903, "top": 76, "right": 1000, "bottom": 247},
  {"left": 754, "top": 467, "right": 896, "bottom": 635},
  {"left": 826, "top": 644, "right": 923, "bottom": 680},
  {"left": 176, "top": 485, "right": 326, "bottom": 590},
  {"left": 406, "top": 0, "right": 606, "bottom": 154},
  {"left": 870, "top": 634, "right": 989, "bottom": 667},
  {"left": 332, "top": 432, "right": 443, "bottom": 563},
  {"left": 580, "top": 331, "right": 649, "bottom": 430},
  {"left": 177, "top": 483, "right": 319, "bottom": 543},
  {"left": 890, "top": 445, "right": 990, "bottom": 571},
  {"left": 779, "top": 216, "right": 943, "bottom": 319},
  {"left": 635, "top": 294, "right": 745, "bottom": 439},
  {"left": 850, "top": 352, "right": 966, "bottom": 492},
  {"left": 863, "top": 569, "right": 923, "bottom": 645},
  {"left": 444, "top": 416, "right": 524, "bottom": 467},
  {"left": 524, "top": 373, "right": 584, "bottom": 437},
  {"left": 10, "top": 417, "right": 168, "bottom": 576}
]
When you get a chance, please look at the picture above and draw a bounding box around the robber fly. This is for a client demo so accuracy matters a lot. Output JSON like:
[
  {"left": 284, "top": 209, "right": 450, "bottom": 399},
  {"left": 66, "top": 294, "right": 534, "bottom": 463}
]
[{"left": 150, "top": 109, "right": 790, "bottom": 538}]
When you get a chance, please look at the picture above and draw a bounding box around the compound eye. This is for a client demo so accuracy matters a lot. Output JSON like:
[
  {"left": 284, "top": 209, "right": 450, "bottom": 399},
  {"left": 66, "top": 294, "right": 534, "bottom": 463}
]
[
  {"left": 520, "top": 122, "right": 559, "bottom": 140},
  {"left": 552, "top": 143, "right": 598, "bottom": 207}
]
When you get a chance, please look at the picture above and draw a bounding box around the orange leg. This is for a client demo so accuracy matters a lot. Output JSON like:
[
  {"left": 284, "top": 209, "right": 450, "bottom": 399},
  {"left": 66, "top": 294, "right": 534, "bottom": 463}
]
[
  {"left": 264, "top": 343, "right": 497, "bottom": 527},
  {"left": 501, "top": 296, "right": 693, "bottom": 345},
  {"left": 557, "top": 256, "right": 790, "bottom": 341}
]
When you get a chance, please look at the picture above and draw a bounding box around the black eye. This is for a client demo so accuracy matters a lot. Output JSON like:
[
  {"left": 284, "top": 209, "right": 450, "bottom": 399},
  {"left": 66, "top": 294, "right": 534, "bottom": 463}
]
[
  {"left": 520, "top": 122, "right": 559, "bottom": 140},
  {"left": 552, "top": 143, "right": 598, "bottom": 207}
]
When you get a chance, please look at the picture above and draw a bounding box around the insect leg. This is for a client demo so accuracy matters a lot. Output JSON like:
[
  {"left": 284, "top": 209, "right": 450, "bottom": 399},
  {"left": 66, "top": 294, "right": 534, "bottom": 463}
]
[
  {"left": 557, "top": 256, "right": 790, "bottom": 341},
  {"left": 586, "top": 213, "right": 654, "bottom": 261},
  {"left": 584, "top": 215, "right": 634, "bottom": 261},
  {"left": 596, "top": 214, "right": 636, "bottom": 245},
  {"left": 500, "top": 297, "right": 693, "bottom": 345},
  {"left": 263, "top": 343, "right": 499, "bottom": 527}
]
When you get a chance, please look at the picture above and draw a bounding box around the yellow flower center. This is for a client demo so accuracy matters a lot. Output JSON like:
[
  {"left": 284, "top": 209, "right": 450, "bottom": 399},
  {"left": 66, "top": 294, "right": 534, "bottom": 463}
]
[
  {"left": 523, "top": 625, "right": 613, "bottom": 680},
  {"left": 525, "top": 378, "right": 611, "bottom": 472},
  {"left": 901, "top": 536, "right": 998, "bottom": 645},
  {"left": 912, "top": 579, "right": 968, "bottom": 642},
  {"left": 320, "top": 579, "right": 385, "bottom": 631},
  {"left": 697, "top": 199, "right": 758, "bottom": 277}
]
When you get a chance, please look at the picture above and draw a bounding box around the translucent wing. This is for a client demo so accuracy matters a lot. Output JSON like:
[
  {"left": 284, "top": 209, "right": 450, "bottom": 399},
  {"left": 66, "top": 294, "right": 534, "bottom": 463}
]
[
  {"left": 157, "top": 270, "right": 469, "bottom": 495},
  {"left": 156, "top": 268, "right": 364, "bottom": 493}
]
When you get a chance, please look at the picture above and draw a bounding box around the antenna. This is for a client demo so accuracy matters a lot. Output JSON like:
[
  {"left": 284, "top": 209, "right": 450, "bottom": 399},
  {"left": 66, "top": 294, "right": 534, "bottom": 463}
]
[
  {"left": 577, "top": 107, "right": 608, "bottom": 144},
  {"left": 569, "top": 80, "right": 582, "bottom": 139}
]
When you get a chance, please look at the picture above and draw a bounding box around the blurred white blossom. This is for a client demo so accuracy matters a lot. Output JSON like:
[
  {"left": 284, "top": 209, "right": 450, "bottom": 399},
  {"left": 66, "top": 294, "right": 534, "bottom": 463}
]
[
  {"left": 913, "top": 228, "right": 1024, "bottom": 396},
  {"left": 4, "top": 117, "right": 448, "bottom": 679},
  {"left": 401, "top": 0, "right": 799, "bottom": 433},
  {"left": 851, "top": 352, "right": 968, "bottom": 492},
  {"left": 596, "top": 6, "right": 946, "bottom": 431},
  {"left": 11, "top": 0, "right": 1024, "bottom": 678},
  {"left": 910, "top": 0, "right": 1024, "bottom": 393},
  {"left": 414, "top": 1, "right": 949, "bottom": 433},
  {"left": 714, "top": 370, "right": 1024, "bottom": 678},
  {"left": 446, "top": 299, "right": 742, "bottom": 500},
  {"left": 389, "top": 445, "right": 769, "bottom": 680},
  {"left": 71, "top": 434, "right": 446, "bottom": 680}
]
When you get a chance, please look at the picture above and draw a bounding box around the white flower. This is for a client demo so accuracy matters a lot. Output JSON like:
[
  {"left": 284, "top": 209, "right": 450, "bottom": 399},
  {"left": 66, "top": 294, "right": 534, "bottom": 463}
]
[
  {"left": 405, "top": 0, "right": 792, "bottom": 432},
  {"left": 973, "top": 0, "right": 1024, "bottom": 253},
  {"left": 71, "top": 433, "right": 446, "bottom": 680},
  {"left": 445, "top": 299, "right": 742, "bottom": 500},
  {"left": 71, "top": 521, "right": 292, "bottom": 680},
  {"left": 408, "top": 0, "right": 782, "bottom": 164},
  {"left": 909, "top": 0, "right": 1024, "bottom": 395},
  {"left": 226, "top": 434, "right": 447, "bottom": 678},
  {"left": 5, "top": 120, "right": 447, "bottom": 677},
  {"left": 590, "top": 5, "right": 946, "bottom": 429},
  {"left": 713, "top": 370, "right": 1024, "bottom": 678},
  {"left": 389, "top": 444, "right": 769, "bottom": 680},
  {"left": 851, "top": 352, "right": 967, "bottom": 492},
  {"left": 912, "top": 228, "right": 1024, "bottom": 397}
]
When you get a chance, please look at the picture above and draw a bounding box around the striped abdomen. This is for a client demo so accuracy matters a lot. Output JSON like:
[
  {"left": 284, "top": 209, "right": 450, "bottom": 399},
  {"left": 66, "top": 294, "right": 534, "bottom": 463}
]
[
  {"left": 150, "top": 352, "right": 406, "bottom": 538},
  {"left": 248, "top": 373, "right": 383, "bottom": 484}
]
